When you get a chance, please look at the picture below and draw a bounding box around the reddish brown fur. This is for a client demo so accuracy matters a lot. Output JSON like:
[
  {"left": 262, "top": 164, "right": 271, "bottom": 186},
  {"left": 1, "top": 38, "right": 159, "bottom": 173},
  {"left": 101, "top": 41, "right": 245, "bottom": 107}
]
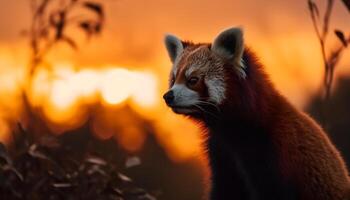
[
  {"left": 173, "top": 44, "right": 207, "bottom": 83},
  {"left": 231, "top": 49, "right": 350, "bottom": 199},
  {"left": 172, "top": 44, "right": 350, "bottom": 199}
]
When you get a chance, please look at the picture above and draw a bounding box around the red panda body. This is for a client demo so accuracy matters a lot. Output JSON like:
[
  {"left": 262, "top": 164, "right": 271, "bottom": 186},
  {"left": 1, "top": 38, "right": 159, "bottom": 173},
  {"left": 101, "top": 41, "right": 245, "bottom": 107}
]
[
  {"left": 205, "top": 49, "right": 350, "bottom": 200},
  {"left": 163, "top": 27, "right": 350, "bottom": 200}
]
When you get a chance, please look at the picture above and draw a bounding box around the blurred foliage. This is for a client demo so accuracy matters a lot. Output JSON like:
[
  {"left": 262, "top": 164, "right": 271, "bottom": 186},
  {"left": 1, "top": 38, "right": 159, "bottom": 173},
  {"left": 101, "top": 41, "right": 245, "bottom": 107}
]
[
  {"left": 0, "top": 125, "right": 156, "bottom": 200},
  {"left": 11, "top": 1, "right": 206, "bottom": 199},
  {"left": 26, "top": 0, "right": 104, "bottom": 75},
  {"left": 307, "top": 1, "right": 350, "bottom": 174},
  {"left": 307, "top": 0, "right": 350, "bottom": 100},
  {"left": 306, "top": 75, "right": 350, "bottom": 170},
  {"left": 20, "top": 0, "right": 106, "bottom": 139},
  {"left": 2, "top": 108, "right": 205, "bottom": 200}
]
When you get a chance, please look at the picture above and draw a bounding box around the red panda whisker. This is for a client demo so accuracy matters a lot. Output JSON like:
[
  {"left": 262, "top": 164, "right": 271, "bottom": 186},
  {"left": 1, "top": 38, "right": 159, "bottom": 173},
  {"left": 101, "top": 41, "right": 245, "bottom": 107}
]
[
  {"left": 195, "top": 100, "right": 221, "bottom": 112},
  {"left": 193, "top": 104, "right": 220, "bottom": 119}
]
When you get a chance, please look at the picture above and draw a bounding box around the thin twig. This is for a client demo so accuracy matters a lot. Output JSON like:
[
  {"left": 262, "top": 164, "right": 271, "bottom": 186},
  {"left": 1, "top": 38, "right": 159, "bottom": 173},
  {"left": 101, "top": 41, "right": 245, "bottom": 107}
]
[{"left": 308, "top": 0, "right": 335, "bottom": 100}]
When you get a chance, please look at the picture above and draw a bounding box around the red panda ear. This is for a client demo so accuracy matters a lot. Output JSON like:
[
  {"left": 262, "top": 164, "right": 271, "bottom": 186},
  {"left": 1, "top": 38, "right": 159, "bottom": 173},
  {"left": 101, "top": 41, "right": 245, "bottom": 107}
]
[
  {"left": 211, "top": 27, "right": 244, "bottom": 68},
  {"left": 164, "top": 34, "right": 184, "bottom": 63}
]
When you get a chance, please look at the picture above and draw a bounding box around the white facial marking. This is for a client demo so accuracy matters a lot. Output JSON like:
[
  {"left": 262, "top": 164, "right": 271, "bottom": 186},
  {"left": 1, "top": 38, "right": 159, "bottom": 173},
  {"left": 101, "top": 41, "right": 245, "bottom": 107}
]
[
  {"left": 205, "top": 77, "right": 226, "bottom": 104},
  {"left": 170, "top": 84, "right": 199, "bottom": 106},
  {"left": 173, "top": 46, "right": 203, "bottom": 78},
  {"left": 185, "top": 65, "right": 197, "bottom": 78}
]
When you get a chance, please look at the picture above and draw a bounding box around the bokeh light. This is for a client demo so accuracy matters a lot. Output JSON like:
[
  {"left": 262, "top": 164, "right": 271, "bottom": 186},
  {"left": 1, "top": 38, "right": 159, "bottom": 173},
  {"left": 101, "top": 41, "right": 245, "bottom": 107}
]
[{"left": 0, "top": 0, "right": 350, "bottom": 163}]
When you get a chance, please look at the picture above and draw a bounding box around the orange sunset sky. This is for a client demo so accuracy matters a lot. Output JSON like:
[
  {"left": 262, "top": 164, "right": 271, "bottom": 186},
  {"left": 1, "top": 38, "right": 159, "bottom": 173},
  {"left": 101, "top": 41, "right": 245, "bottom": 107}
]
[{"left": 0, "top": 0, "right": 349, "bottom": 161}]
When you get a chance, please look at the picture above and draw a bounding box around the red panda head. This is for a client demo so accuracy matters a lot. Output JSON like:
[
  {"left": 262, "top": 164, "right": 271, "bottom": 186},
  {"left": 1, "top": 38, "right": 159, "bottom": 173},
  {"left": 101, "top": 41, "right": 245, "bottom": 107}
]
[{"left": 163, "top": 27, "right": 246, "bottom": 117}]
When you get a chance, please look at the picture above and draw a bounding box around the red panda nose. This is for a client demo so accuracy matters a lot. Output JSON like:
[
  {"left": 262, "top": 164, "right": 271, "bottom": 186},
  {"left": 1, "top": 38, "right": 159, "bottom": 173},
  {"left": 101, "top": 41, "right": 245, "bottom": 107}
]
[{"left": 163, "top": 90, "right": 174, "bottom": 105}]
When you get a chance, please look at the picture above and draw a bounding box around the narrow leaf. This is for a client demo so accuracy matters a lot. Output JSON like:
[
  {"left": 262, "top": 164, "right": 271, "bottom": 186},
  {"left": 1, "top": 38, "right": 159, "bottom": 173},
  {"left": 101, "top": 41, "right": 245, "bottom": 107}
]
[
  {"left": 78, "top": 21, "right": 96, "bottom": 37},
  {"left": 2, "top": 165, "right": 24, "bottom": 181},
  {"left": 28, "top": 144, "right": 50, "bottom": 160},
  {"left": 53, "top": 183, "right": 73, "bottom": 188},
  {"left": 125, "top": 156, "right": 141, "bottom": 168},
  {"left": 312, "top": 2, "right": 320, "bottom": 18},
  {"left": 61, "top": 36, "right": 78, "bottom": 50},
  {"left": 335, "top": 29, "right": 348, "bottom": 47},
  {"left": 83, "top": 1, "right": 104, "bottom": 18},
  {"left": 79, "top": 21, "right": 91, "bottom": 32},
  {"left": 85, "top": 155, "right": 107, "bottom": 165},
  {"left": 54, "top": 12, "right": 66, "bottom": 40},
  {"left": 118, "top": 173, "right": 132, "bottom": 182},
  {"left": 308, "top": 0, "right": 319, "bottom": 19},
  {"left": 94, "top": 23, "right": 102, "bottom": 33}
]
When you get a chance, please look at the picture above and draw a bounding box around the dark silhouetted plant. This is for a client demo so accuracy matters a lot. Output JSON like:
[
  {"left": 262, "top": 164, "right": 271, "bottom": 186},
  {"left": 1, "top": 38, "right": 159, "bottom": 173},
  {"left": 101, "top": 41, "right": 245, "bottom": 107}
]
[
  {"left": 26, "top": 0, "right": 104, "bottom": 75},
  {"left": 20, "top": 0, "right": 105, "bottom": 136},
  {"left": 6, "top": 2, "right": 159, "bottom": 199},
  {"left": 307, "top": 0, "right": 350, "bottom": 100},
  {"left": 0, "top": 125, "right": 157, "bottom": 200}
]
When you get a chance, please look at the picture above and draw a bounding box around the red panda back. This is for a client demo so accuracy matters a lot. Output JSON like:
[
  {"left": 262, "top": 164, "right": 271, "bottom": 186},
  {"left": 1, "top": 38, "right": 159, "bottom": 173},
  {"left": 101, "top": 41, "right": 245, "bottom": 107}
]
[{"left": 206, "top": 49, "right": 350, "bottom": 200}]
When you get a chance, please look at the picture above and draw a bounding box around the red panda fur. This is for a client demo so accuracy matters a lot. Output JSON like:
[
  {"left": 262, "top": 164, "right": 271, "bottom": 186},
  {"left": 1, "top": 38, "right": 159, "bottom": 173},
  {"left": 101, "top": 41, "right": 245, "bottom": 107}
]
[{"left": 196, "top": 48, "right": 350, "bottom": 200}]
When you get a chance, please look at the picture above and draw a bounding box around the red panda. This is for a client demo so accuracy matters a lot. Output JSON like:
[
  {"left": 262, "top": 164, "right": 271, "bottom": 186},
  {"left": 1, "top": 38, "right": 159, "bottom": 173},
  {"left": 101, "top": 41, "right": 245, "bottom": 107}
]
[{"left": 163, "top": 27, "right": 350, "bottom": 200}]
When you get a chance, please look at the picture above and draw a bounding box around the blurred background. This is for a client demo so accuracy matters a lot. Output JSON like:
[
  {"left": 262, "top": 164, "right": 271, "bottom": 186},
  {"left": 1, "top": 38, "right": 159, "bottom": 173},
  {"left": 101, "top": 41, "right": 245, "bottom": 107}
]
[{"left": 0, "top": 0, "right": 349, "bottom": 199}]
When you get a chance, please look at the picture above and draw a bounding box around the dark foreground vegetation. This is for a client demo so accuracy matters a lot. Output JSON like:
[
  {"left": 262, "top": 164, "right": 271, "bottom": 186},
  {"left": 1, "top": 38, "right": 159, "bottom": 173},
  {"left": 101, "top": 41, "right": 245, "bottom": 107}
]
[
  {"left": 0, "top": 106, "right": 204, "bottom": 200},
  {"left": 0, "top": 125, "right": 157, "bottom": 200}
]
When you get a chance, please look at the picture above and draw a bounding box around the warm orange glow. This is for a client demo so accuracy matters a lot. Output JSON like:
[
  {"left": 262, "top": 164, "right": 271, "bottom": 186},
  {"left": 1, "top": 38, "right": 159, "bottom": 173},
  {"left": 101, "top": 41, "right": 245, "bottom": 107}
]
[
  {"left": 70, "top": 70, "right": 100, "bottom": 99},
  {"left": 117, "top": 126, "right": 146, "bottom": 153},
  {"left": 0, "top": 118, "right": 10, "bottom": 144},
  {"left": 23, "top": 64, "right": 160, "bottom": 141},
  {"left": 101, "top": 69, "right": 133, "bottom": 105},
  {"left": 0, "top": 52, "right": 25, "bottom": 142},
  {"left": 130, "top": 72, "right": 158, "bottom": 107},
  {"left": 51, "top": 79, "right": 78, "bottom": 109},
  {"left": 31, "top": 66, "right": 158, "bottom": 110},
  {"left": 154, "top": 111, "right": 202, "bottom": 162},
  {"left": 31, "top": 65, "right": 157, "bottom": 123},
  {"left": 1, "top": 0, "right": 350, "bottom": 162},
  {"left": 30, "top": 68, "right": 51, "bottom": 107}
]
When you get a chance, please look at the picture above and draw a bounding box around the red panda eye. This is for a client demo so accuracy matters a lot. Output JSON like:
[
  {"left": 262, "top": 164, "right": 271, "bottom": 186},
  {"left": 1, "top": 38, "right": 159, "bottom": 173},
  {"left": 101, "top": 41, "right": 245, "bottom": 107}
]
[{"left": 187, "top": 77, "right": 199, "bottom": 86}]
